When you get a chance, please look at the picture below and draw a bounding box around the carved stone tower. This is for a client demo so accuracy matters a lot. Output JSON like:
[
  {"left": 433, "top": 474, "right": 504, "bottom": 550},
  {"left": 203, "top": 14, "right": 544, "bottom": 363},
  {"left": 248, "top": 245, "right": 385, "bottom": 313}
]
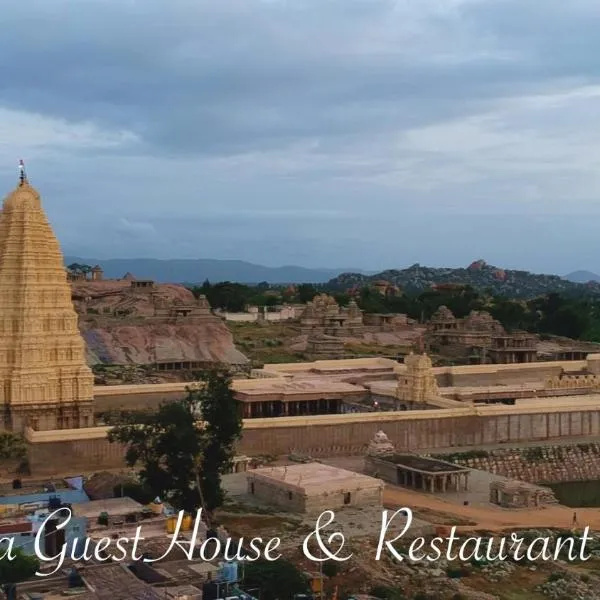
[
  {"left": 0, "top": 165, "right": 94, "bottom": 431},
  {"left": 396, "top": 352, "right": 440, "bottom": 404}
]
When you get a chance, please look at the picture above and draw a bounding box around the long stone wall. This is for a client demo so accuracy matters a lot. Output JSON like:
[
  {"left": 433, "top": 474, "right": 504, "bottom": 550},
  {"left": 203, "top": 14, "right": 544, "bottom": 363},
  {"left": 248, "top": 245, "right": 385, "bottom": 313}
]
[
  {"left": 94, "top": 390, "right": 184, "bottom": 413},
  {"left": 23, "top": 400, "right": 600, "bottom": 475},
  {"left": 237, "top": 407, "right": 600, "bottom": 457},
  {"left": 438, "top": 364, "right": 567, "bottom": 387}
]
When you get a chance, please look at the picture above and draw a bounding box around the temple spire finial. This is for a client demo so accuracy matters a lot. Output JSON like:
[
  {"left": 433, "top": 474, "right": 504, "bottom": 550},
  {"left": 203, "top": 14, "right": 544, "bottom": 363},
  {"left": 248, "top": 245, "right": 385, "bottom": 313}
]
[{"left": 19, "top": 159, "right": 27, "bottom": 185}]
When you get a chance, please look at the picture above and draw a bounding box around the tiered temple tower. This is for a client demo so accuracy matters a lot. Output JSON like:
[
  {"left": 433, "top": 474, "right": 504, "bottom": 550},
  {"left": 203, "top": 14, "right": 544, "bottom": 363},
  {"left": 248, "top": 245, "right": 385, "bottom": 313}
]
[
  {"left": 396, "top": 352, "right": 440, "bottom": 404},
  {"left": 0, "top": 165, "right": 94, "bottom": 431}
]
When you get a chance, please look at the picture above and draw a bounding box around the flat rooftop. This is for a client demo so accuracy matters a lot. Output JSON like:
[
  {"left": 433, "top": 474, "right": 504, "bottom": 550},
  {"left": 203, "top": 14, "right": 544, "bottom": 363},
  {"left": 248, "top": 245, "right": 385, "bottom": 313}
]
[
  {"left": 248, "top": 462, "right": 382, "bottom": 494},
  {"left": 82, "top": 564, "right": 164, "bottom": 600},
  {"left": 0, "top": 488, "right": 89, "bottom": 506},
  {"left": 234, "top": 379, "right": 365, "bottom": 400},
  {"left": 378, "top": 454, "right": 469, "bottom": 474},
  {"left": 71, "top": 497, "right": 144, "bottom": 519}
]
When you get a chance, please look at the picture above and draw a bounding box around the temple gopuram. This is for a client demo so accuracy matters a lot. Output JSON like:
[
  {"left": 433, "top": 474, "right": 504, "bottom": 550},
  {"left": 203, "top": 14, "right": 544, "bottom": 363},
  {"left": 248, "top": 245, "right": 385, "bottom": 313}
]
[{"left": 0, "top": 163, "right": 94, "bottom": 431}]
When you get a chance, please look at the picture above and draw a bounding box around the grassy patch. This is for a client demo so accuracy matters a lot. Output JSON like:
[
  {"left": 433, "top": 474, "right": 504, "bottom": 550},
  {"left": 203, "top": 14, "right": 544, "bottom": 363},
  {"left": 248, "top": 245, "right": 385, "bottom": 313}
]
[
  {"left": 466, "top": 567, "right": 549, "bottom": 600},
  {"left": 228, "top": 321, "right": 306, "bottom": 364}
]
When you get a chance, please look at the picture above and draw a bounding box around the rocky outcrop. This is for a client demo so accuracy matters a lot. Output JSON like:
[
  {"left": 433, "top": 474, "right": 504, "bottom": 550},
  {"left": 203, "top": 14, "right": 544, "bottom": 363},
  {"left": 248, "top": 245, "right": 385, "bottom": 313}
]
[
  {"left": 72, "top": 279, "right": 248, "bottom": 367},
  {"left": 82, "top": 321, "right": 247, "bottom": 366}
]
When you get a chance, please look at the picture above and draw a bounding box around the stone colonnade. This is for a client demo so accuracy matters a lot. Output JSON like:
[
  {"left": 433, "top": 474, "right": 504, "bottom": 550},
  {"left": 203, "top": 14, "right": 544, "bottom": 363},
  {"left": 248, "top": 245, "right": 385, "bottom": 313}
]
[
  {"left": 242, "top": 398, "right": 342, "bottom": 419},
  {"left": 397, "top": 467, "right": 470, "bottom": 493}
]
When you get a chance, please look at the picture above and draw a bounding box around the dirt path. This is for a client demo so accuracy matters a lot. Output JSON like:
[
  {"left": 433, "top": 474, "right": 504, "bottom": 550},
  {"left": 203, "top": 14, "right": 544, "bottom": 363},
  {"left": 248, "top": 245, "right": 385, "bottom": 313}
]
[{"left": 383, "top": 485, "right": 600, "bottom": 532}]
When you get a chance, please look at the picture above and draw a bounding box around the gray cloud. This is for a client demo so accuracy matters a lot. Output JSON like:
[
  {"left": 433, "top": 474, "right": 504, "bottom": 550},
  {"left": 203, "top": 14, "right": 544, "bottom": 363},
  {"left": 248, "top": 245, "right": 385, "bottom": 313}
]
[{"left": 1, "top": 0, "right": 600, "bottom": 272}]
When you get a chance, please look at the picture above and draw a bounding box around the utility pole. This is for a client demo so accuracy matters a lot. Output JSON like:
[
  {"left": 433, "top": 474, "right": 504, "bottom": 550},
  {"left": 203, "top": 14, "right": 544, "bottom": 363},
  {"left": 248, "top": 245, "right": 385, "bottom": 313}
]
[{"left": 319, "top": 551, "right": 324, "bottom": 600}]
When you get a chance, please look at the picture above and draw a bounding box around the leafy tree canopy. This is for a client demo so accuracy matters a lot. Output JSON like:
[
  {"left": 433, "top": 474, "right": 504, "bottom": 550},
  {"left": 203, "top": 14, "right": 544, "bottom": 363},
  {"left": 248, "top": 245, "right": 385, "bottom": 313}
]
[
  {"left": 0, "top": 433, "right": 26, "bottom": 461},
  {"left": 0, "top": 548, "right": 40, "bottom": 585},
  {"left": 243, "top": 559, "right": 310, "bottom": 600},
  {"left": 108, "top": 367, "right": 242, "bottom": 514},
  {"left": 188, "top": 279, "right": 600, "bottom": 344}
]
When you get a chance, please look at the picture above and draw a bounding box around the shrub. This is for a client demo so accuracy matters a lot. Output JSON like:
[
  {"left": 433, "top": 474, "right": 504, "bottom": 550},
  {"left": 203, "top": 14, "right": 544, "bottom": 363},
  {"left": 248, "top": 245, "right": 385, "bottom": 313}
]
[
  {"left": 446, "top": 566, "right": 468, "bottom": 578},
  {"left": 322, "top": 561, "right": 339, "bottom": 578}
]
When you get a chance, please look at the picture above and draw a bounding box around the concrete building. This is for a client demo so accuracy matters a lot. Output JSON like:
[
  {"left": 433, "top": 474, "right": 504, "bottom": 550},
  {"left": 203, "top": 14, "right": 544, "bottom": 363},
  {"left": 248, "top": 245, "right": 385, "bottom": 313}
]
[
  {"left": 0, "top": 488, "right": 90, "bottom": 513},
  {"left": 71, "top": 497, "right": 145, "bottom": 528},
  {"left": 0, "top": 488, "right": 89, "bottom": 556},
  {"left": 246, "top": 462, "right": 383, "bottom": 513}
]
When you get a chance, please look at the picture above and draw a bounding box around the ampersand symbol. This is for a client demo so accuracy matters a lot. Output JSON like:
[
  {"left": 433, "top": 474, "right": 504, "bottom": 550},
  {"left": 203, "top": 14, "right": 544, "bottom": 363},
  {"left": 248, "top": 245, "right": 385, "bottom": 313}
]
[{"left": 302, "top": 510, "right": 353, "bottom": 562}]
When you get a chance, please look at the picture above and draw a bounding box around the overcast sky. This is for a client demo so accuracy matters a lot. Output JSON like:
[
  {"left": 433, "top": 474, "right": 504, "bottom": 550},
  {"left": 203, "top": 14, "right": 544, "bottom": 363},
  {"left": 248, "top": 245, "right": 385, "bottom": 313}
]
[{"left": 1, "top": 0, "right": 600, "bottom": 274}]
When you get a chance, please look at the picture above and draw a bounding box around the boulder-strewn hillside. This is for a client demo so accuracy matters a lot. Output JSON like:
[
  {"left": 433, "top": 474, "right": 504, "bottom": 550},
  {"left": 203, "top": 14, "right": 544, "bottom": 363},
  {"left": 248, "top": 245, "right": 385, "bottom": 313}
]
[
  {"left": 72, "top": 280, "right": 248, "bottom": 367},
  {"left": 328, "top": 260, "right": 600, "bottom": 298}
]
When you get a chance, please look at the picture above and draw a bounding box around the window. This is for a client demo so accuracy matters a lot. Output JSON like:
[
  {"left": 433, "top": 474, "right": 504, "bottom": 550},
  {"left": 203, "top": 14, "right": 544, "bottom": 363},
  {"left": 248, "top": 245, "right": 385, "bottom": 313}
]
[
  {"left": 288, "top": 492, "right": 293, "bottom": 500},
  {"left": 250, "top": 483, "right": 255, "bottom": 494},
  {"left": 343, "top": 492, "right": 351, "bottom": 505}
]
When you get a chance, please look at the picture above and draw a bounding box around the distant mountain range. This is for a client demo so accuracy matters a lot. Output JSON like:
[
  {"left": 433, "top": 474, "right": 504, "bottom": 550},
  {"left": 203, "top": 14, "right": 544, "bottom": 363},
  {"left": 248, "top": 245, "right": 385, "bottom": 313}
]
[
  {"left": 564, "top": 270, "right": 600, "bottom": 283},
  {"left": 63, "top": 257, "right": 375, "bottom": 284},
  {"left": 327, "top": 260, "right": 600, "bottom": 299},
  {"left": 63, "top": 256, "right": 600, "bottom": 297}
]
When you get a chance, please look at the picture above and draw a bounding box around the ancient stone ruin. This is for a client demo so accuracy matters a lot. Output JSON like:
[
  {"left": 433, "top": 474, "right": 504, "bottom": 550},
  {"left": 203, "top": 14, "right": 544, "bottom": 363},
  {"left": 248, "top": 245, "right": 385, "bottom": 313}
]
[
  {"left": 489, "top": 480, "right": 557, "bottom": 508},
  {"left": 427, "top": 305, "right": 537, "bottom": 364},
  {"left": 366, "top": 430, "right": 395, "bottom": 457},
  {"left": 300, "top": 294, "right": 364, "bottom": 336}
]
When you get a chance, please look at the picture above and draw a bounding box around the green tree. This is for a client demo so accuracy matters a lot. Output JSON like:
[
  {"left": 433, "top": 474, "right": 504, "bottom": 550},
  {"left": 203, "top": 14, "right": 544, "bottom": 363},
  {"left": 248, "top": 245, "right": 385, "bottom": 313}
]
[
  {"left": 489, "top": 298, "right": 531, "bottom": 332},
  {"left": 192, "top": 367, "right": 244, "bottom": 511},
  {"left": 243, "top": 559, "right": 310, "bottom": 600},
  {"left": 357, "top": 287, "right": 389, "bottom": 313},
  {"left": 297, "top": 283, "right": 318, "bottom": 303},
  {"left": 543, "top": 305, "right": 590, "bottom": 339},
  {"left": 0, "top": 432, "right": 26, "bottom": 461},
  {"left": 204, "top": 282, "right": 253, "bottom": 312},
  {"left": 66, "top": 262, "right": 92, "bottom": 274},
  {"left": 0, "top": 548, "right": 40, "bottom": 595},
  {"left": 108, "top": 367, "right": 242, "bottom": 517},
  {"left": 332, "top": 292, "right": 351, "bottom": 307}
]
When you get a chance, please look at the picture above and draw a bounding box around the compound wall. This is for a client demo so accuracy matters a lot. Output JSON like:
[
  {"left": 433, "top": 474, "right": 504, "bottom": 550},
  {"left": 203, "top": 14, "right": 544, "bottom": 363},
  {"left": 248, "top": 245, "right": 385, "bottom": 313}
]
[{"left": 24, "top": 403, "right": 600, "bottom": 475}]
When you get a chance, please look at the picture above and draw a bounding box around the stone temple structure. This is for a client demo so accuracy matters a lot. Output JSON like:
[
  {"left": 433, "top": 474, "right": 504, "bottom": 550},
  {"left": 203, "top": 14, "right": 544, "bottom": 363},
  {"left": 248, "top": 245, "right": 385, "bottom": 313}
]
[
  {"left": 396, "top": 352, "right": 440, "bottom": 404},
  {"left": 0, "top": 165, "right": 94, "bottom": 431},
  {"left": 9, "top": 166, "right": 600, "bottom": 476},
  {"left": 299, "top": 294, "right": 363, "bottom": 336},
  {"left": 366, "top": 430, "right": 395, "bottom": 457}
]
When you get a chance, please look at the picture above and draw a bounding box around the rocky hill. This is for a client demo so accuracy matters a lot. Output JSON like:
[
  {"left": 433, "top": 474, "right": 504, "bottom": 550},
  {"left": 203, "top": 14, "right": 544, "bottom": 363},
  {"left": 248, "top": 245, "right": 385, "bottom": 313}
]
[
  {"left": 565, "top": 269, "right": 600, "bottom": 283},
  {"left": 328, "top": 260, "right": 600, "bottom": 298},
  {"left": 72, "top": 280, "right": 248, "bottom": 367}
]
